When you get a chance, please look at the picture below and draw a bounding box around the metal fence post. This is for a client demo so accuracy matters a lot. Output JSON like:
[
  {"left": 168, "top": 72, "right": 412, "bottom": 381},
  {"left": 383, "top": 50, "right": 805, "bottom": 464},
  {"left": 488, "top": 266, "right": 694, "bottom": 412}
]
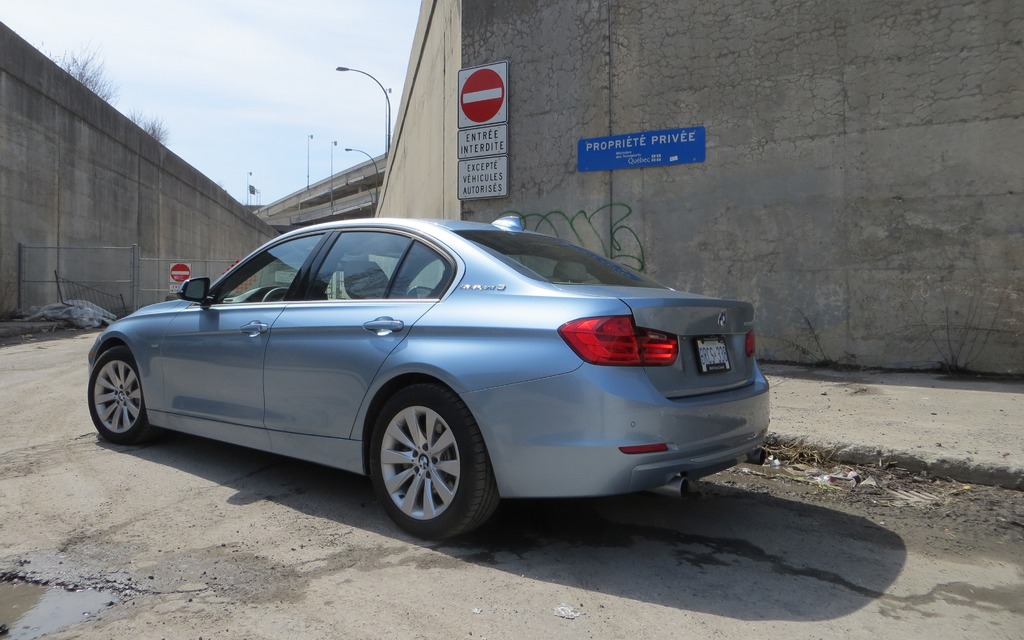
[
  {"left": 131, "top": 245, "right": 140, "bottom": 312},
  {"left": 17, "top": 242, "right": 23, "bottom": 311}
]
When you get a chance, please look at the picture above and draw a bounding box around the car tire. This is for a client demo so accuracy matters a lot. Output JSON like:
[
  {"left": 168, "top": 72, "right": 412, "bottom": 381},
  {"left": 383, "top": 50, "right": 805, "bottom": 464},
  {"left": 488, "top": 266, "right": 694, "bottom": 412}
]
[
  {"left": 370, "top": 384, "right": 499, "bottom": 539},
  {"left": 88, "top": 346, "right": 162, "bottom": 445}
]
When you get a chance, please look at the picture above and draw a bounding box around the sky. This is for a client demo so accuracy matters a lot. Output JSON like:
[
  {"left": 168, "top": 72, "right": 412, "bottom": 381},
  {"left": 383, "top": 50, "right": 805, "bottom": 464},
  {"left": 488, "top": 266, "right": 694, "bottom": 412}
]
[{"left": 1, "top": 0, "right": 421, "bottom": 205}]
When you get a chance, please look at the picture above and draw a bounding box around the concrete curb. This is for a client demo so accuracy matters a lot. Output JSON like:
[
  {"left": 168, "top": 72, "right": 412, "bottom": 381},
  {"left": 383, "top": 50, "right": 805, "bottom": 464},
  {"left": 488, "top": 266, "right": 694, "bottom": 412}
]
[
  {"left": 768, "top": 432, "right": 1024, "bottom": 491},
  {"left": 0, "top": 321, "right": 66, "bottom": 338}
]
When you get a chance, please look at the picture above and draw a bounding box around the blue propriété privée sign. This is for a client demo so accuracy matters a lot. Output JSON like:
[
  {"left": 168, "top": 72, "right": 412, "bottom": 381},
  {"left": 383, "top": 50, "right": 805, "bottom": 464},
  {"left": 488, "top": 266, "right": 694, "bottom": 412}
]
[{"left": 577, "top": 126, "right": 705, "bottom": 172}]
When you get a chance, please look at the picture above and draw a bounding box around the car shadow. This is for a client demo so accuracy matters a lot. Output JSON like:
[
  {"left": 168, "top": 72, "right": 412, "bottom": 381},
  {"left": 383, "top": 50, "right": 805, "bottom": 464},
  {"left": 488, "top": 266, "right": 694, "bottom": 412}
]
[{"left": 106, "top": 431, "right": 906, "bottom": 622}]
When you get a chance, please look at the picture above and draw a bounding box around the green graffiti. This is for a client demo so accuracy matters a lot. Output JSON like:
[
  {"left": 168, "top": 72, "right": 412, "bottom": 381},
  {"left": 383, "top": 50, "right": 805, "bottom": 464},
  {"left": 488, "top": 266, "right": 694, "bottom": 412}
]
[{"left": 501, "top": 203, "right": 645, "bottom": 272}]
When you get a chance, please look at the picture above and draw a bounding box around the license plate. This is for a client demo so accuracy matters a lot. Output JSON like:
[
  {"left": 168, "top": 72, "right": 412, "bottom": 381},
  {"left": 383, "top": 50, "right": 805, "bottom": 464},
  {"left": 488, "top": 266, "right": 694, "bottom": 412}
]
[{"left": 696, "top": 337, "right": 731, "bottom": 373}]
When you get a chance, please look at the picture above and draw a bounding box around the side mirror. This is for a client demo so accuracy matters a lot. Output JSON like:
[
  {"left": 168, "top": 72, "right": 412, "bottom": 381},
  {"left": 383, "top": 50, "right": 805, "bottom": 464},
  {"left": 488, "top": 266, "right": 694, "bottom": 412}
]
[{"left": 178, "top": 277, "right": 212, "bottom": 306}]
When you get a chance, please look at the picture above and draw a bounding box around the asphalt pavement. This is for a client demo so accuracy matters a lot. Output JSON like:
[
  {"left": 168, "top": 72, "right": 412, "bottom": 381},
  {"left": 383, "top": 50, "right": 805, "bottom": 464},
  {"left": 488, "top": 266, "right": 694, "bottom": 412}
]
[{"left": 2, "top": 321, "right": 1020, "bottom": 490}]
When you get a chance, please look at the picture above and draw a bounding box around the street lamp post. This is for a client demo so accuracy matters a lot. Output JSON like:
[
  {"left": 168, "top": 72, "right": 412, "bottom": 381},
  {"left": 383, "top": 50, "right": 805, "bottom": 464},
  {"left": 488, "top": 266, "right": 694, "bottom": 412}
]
[
  {"left": 307, "top": 134, "right": 313, "bottom": 189},
  {"left": 330, "top": 141, "right": 337, "bottom": 211},
  {"left": 345, "top": 148, "right": 380, "bottom": 214},
  {"left": 335, "top": 66, "right": 392, "bottom": 152},
  {"left": 246, "top": 171, "right": 252, "bottom": 206}
]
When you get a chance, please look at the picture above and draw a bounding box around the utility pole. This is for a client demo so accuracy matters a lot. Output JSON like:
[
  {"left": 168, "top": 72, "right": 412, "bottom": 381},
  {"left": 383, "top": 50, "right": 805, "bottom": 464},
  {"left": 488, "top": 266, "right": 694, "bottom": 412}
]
[
  {"left": 330, "top": 141, "right": 337, "bottom": 211},
  {"left": 307, "top": 134, "right": 313, "bottom": 189}
]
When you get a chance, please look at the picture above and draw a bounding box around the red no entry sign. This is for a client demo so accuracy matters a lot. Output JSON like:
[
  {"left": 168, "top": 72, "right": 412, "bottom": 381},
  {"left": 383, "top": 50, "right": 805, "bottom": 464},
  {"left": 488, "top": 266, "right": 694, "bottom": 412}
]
[
  {"left": 169, "top": 263, "right": 192, "bottom": 283},
  {"left": 458, "top": 62, "right": 508, "bottom": 128}
]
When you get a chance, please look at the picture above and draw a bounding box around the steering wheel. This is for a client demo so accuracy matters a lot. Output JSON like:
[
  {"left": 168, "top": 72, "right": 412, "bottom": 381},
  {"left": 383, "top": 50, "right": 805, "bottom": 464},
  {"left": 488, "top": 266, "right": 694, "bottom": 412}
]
[
  {"left": 406, "top": 286, "right": 434, "bottom": 299},
  {"left": 262, "top": 287, "right": 288, "bottom": 302}
]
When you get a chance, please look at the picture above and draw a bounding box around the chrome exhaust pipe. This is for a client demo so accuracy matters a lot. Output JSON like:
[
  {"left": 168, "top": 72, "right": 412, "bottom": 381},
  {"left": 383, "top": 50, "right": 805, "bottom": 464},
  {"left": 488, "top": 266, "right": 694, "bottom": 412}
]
[
  {"left": 746, "top": 447, "right": 767, "bottom": 465},
  {"left": 648, "top": 475, "right": 690, "bottom": 499}
]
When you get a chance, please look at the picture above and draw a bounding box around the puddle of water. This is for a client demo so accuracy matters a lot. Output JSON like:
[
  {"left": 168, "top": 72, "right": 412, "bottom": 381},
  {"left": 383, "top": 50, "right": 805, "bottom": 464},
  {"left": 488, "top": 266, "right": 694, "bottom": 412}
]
[{"left": 0, "top": 581, "right": 115, "bottom": 640}]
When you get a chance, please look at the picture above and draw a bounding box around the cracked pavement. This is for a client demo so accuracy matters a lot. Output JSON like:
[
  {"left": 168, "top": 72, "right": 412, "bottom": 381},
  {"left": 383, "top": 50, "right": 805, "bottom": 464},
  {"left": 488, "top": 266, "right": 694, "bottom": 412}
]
[{"left": 0, "top": 332, "right": 1021, "bottom": 639}]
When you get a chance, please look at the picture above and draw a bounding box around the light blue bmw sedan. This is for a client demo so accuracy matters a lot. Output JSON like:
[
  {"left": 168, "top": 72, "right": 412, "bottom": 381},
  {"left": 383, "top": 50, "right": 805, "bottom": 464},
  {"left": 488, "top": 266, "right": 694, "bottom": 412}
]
[{"left": 88, "top": 216, "right": 769, "bottom": 538}]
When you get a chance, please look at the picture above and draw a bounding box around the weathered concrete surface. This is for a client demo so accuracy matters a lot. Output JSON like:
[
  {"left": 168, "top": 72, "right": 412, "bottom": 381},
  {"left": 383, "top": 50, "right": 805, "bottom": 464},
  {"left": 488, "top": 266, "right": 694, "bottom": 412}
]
[
  {"left": 763, "top": 364, "right": 1024, "bottom": 490},
  {"left": 378, "top": 0, "right": 463, "bottom": 220},
  {"left": 388, "top": 0, "right": 1024, "bottom": 372},
  {"left": 0, "top": 22, "right": 276, "bottom": 312}
]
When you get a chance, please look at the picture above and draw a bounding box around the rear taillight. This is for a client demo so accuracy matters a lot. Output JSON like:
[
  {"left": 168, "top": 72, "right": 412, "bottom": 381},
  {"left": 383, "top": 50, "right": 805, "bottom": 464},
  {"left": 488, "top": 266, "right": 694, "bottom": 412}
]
[
  {"left": 558, "top": 315, "right": 678, "bottom": 366},
  {"left": 745, "top": 330, "right": 756, "bottom": 357}
]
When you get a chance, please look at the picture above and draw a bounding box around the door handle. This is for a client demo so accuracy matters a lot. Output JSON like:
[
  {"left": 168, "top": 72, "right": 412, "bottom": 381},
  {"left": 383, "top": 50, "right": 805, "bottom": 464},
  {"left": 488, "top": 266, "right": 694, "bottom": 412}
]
[
  {"left": 363, "top": 317, "right": 405, "bottom": 336},
  {"left": 239, "top": 321, "right": 269, "bottom": 337}
]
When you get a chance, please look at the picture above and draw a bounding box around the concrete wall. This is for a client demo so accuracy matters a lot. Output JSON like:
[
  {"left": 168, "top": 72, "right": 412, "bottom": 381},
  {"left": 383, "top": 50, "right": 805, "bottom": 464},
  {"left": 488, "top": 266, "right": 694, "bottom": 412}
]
[
  {"left": 0, "top": 22, "right": 277, "bottom": 313},
  {"left": 377, "top": 0, "right": 462, "bottom": 219},
  {"left": 386, "top": 0, "right": 1022, "bottom": 372}
]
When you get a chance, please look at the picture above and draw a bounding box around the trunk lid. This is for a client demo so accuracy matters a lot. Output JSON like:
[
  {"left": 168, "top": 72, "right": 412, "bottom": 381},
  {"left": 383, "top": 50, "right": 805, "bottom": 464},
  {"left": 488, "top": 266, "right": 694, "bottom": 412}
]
[{"left": 615, "top": 288, "right": 757, "bottom": 398}]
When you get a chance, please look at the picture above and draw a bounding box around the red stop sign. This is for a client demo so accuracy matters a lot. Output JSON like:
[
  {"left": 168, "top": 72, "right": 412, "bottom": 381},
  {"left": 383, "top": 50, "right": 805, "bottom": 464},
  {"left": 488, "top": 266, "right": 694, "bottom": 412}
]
[
  {"left": 170, "top": 263, "right": 191, "bottom": 283},
  {"left": 460, "top": 67, "right": 506, "bottom": 124}
]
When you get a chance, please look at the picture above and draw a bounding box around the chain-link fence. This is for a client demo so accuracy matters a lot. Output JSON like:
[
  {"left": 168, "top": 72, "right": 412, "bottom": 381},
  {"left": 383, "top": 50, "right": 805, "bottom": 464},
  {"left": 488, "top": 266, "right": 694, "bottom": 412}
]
[
  {"left": 137, "top": 258, "right": 237, "bottom": 308},
  {"left": 18, "top": 244, "right": 138, "bottom": 315},
  {"left": 18, "top": 244, "right": 237, "bottom": 316}
]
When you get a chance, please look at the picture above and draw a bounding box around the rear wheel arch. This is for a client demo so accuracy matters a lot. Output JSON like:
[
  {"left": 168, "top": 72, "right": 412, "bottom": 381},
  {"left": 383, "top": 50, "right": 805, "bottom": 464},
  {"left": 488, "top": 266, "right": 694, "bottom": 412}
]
[
  {"left": 367, "top": 381, "right": 500, "bottom": 538},
  {"left": 361, "top": 373, "right": 458, "bottom": 471}
]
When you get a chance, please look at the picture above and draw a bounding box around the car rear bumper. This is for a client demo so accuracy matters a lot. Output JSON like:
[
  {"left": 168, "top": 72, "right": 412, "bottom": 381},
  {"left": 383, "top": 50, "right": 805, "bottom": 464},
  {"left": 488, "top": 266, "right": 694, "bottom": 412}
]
[{"left": 461, "top": 363, "right": 770, "bottom": 498}]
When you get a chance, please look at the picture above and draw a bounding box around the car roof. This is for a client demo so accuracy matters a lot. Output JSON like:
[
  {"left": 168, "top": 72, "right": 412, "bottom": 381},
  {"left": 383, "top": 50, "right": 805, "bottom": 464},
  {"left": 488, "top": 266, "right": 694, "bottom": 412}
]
[{"left": 277, "top": 217, "right": 509, "bottom": 240}]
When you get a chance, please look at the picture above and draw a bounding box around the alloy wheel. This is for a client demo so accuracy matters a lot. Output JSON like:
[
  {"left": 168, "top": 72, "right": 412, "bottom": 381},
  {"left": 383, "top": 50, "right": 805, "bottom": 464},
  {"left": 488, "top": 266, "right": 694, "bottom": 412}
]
[
  {"left": 379, "top": 405, "right": 462, "bottom": 520},
  {"left": 93, "top": 360, "right": 142, "bottom": 434}
]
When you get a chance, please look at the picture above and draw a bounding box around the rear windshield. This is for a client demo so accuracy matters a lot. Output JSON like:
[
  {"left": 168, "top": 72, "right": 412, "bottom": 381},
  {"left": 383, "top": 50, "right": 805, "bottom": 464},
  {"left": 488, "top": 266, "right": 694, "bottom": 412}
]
[{"left": 457, "top": 230, "right": 667, "bottom": 288}]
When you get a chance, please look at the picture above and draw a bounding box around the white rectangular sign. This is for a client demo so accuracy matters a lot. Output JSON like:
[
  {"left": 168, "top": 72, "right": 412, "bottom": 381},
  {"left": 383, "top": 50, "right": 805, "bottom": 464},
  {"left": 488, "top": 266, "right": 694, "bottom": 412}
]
[
  {"left": 458, "top": 124, "right": 508, "bottom": 159},
  {"left": 458, "top": 156, "right": 508, "bottom": 200}
]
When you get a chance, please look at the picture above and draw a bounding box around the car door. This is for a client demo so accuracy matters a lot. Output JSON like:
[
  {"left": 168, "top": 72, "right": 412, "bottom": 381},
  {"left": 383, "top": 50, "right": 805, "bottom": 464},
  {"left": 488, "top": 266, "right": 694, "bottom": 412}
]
[
  {"left": 158, "top": 233, "right": 326, "bottom": 441},
  {"left": 263, "top": 230, "right": 455, "bottom": 443}
]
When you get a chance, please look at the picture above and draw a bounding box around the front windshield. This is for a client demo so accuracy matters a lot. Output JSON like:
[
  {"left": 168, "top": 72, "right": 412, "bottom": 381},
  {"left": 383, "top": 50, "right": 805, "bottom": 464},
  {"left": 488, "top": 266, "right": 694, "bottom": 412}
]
[{"left": 457, "top": 230, "right": 666, "bottom": 288}]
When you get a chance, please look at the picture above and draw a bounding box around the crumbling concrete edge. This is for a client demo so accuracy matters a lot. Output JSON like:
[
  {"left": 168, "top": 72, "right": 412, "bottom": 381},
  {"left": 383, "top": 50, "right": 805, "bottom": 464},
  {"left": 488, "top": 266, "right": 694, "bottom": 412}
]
[{"left": 766, "top": 432, "right": 1024, "bottom": 491}]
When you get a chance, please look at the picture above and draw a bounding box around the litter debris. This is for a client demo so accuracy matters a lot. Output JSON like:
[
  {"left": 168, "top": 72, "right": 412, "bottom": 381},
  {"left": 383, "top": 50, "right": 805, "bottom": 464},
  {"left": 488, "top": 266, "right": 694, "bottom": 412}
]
[
  {"left": 885, "top": 488, "right": 941, "bottom": 505},
  {"left": 810, "top": 474, "right": 857, "bottom": 489},
  {"left": 472, "top": 608, "right": 483, "bottom": 615},
  {"left": 755, "top": 459, "right": 879, "bottom": 491},
  {"left": 554, "top": 603, "right": 582, "bottom": 620},
  {"left": 25, "top": 300, "right": 117, "bottom": 329}
]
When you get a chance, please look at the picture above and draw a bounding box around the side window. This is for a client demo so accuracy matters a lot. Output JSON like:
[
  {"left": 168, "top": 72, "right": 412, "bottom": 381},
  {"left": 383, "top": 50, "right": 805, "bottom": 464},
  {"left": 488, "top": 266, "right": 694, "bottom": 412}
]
[
  {"left": 309, "top": 232, "right": 412, "bottom": 300},
  {"left": 389, "top": 242, "right": 454, "bottom": 299},
  {"left": 216, "top": 234, "right": 323, "bottom": 304}
]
